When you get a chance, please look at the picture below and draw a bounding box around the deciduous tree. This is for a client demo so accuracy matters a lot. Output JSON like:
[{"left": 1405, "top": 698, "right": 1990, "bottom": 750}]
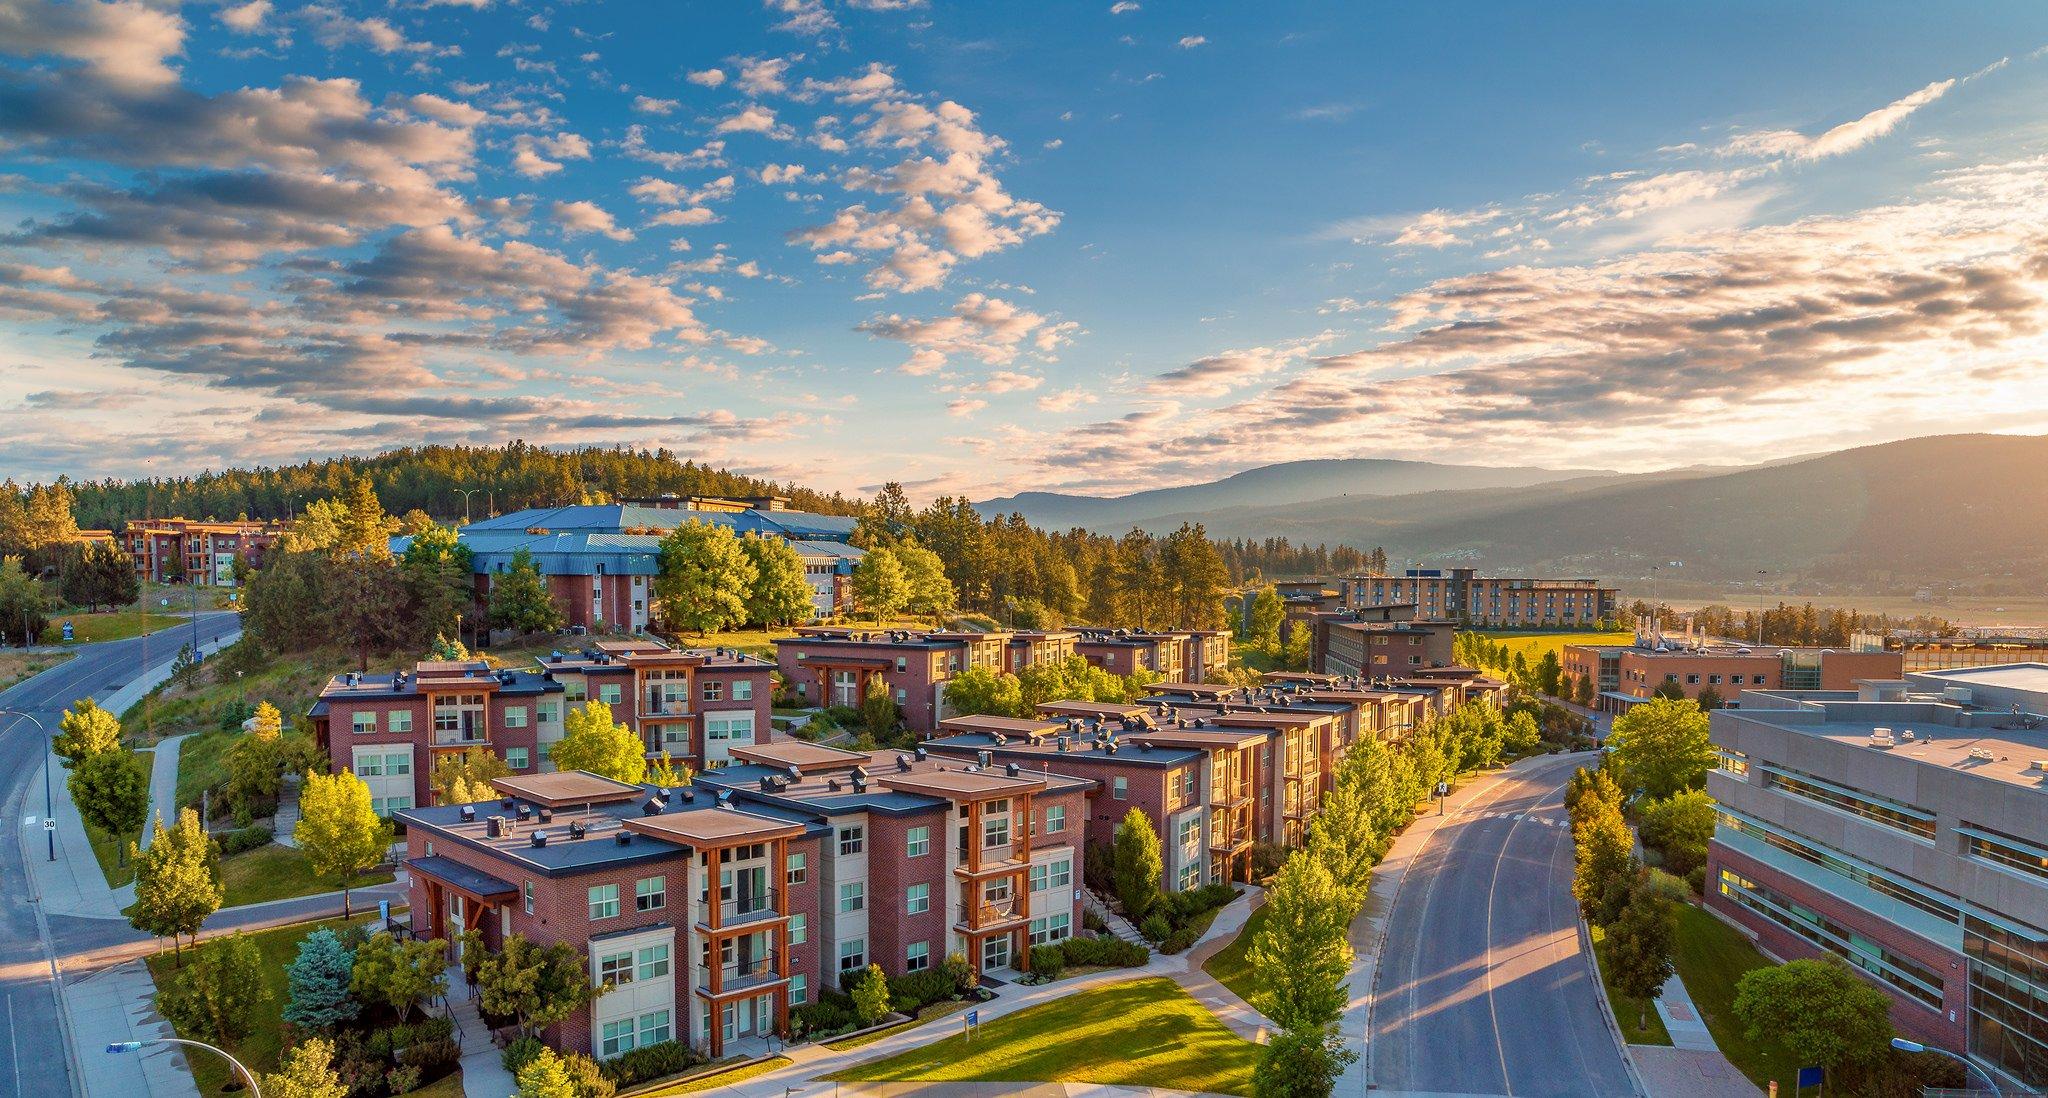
[
  {"left": 1609, "top": 697, "right": 1715, "bottom": 799},
  {"left": 551, "top": 700, "right": 647, "bottom": 784},
  {"left": 654, "top": 520, "right": 756, "bottom": 636},
  {"left": 53, "top": 697, "right": 121, "bottom": 767},
  {"left": 851, "top": 963, "right": 890, "bottom": 1025},
  {"left": 473, "top": 933, "right": 598, "bottom": 1037},
  {"left": 1249, "top": 852, "right": 1354, "bottom": 1030},
  {"left": 1252, "top": 1025, "right": 1356, "bottom": 1098},
  {"left": 129, "top": 808, "right": 223, "bottom": 959},
  {"left": 265, "top": 1037, "right": 349, "bottom": 1098},
  {"left": 1572, "top": 793, "right": 1637, "bottom": 927},
  {"left": 295, "top": 771, "right": 392, "bottom": 917},
  {"left": 850, "top": 546, "right": 909, "bottom": 620},
  {"left": 1606, "top": 877, "right": 1677, "bottom": 1030},
  {"left": 157, "top": 931, "right": 263, "bottom": 1047},
  {"left": 1636, "top": 789, "right": 1715, "bottom": 876},
  {"left": 69, "top": 747, "right": 147, "bottom": 865},
  {"left": 940, "top": 666, "right": 1025, "bottom": 719},
  {"left": 1111, "top": 807, "right": 1163, "bottom": 920},
  {"left": 1733, "top": 956, "right": 1894, "bottom": 1070},
  {"left": 895, "top": 539, "right": 955, "bottom": 619},
  {"left": 737, "top": 533, "right": 815, "bottom": 627},
  {"left": 489, "top": 547, "right": 565, "bottom": 636},
  {"left": 1245, "top": 585, "right": 1284, "bottom": 651},
  {"left": 350, "top": 930, "right": 449, "bottom": 1022},
  {"left": 429, "top": 744, "right": 513, "bottom": 803}
]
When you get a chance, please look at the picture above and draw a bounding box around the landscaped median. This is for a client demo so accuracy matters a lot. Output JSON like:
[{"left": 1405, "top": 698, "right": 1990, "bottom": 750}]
[{"left": 826, "top": 977, "right": 1263, "bottom": 1095}]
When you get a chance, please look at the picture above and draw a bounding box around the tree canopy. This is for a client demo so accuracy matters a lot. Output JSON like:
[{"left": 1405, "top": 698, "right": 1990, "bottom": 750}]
[{"left": 1608, "top": 698, "right": 1715, "bottom": 799}]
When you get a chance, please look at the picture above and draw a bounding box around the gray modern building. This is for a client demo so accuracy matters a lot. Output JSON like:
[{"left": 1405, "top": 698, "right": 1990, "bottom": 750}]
[{"left": 1705, "top": 664, "right": 2048, "bottom": 1088}]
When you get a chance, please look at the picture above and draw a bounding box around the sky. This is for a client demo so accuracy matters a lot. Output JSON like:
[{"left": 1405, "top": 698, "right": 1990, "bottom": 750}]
[{"left": 6, "top": 1, "right": 2048, "bottom": 502}]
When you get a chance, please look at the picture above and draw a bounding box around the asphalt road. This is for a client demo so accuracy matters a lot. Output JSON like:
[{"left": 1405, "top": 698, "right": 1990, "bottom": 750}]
[
  {"left": 1371, "top": 754, "right": 1635, "bottom": 1097},
  {"left": 0, "top": 613, "right": 240, "bottom": 1098}
]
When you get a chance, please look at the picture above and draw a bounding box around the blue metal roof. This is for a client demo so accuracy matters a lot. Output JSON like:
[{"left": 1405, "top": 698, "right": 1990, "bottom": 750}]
[{"left": 394, "top": 505, "right": 862, "bottom": 577}]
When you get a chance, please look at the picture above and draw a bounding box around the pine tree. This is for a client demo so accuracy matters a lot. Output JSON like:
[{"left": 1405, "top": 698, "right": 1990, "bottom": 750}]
[
  {"left": 488, "top": 547, "right": 565, "bottom": 636},
  {"left": 551, "top": 700, "right": 647, "bottom": 784},
  {"left": 1111, "top": 807, "right": 1163, "bottom": 920},
  {"left": 130, "top": 809, "right": 224, "bottom": 960},
  {"left": 283, "top": 927, "right": 360, "bottom": 1028},
  {"left": 295, "top": 771, "right": 392, "bottom": 917},
  {"left": 653, "top": 520, "right": 757, "bottom": 636}
]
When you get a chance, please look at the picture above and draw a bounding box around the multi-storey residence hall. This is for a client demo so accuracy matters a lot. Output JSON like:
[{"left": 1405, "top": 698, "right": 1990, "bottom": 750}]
[
  {"left": 125, "top": 516, "right": 284, "bottom": 585},
  {"left": 1705, "top": 663, "right": 2048, "bottom": 1087},
  {"left": 1343, "top": 566, "right": 1618, "bottom": 627}
]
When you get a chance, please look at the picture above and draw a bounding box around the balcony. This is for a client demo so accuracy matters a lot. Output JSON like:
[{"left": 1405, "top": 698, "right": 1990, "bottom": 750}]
[
  {"left": 1210, "top": 784, "right": 1253, "bottom": 810},
  {"left": 955, "top": 898, "right": 1026, "bottom": 930},
  {"left": 433, "top": 719, "right": 488, "bottom": 747},
  {"left": 1209, "top": 827, "right": 1252, "bottom": 853},
  {"left": 644, "top": 697, "right": 690, "bottom": 717},
  {"left": 696, "top": 951, "right": 783, "bottom": 994},
  {"left": 696, "top": 887, "right": 781, "bottom": 928}
]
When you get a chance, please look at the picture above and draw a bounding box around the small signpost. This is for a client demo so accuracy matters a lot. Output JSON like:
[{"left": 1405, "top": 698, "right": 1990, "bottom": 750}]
[
  {"left": 1436, "top": 781, "right": 1450, "bottom": 815},
  {"left": 964, "top": 1009, "right": 980, "bottom": 1043},
  {"left": 1792, "top": 1065, "right": 1823, "bottom": 1096}
]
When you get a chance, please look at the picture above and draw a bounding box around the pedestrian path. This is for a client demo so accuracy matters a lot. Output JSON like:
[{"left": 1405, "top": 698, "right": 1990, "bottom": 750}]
[
  {"left": 273, "top": 776, "right": 302, "bottom": 847},
  {"left": 62, "top": 961, "right": 201, "bottom": 1098},
  {"left": 1654, "top": 971, "right": 1716, "bottom": 1051},
  {"left": 447, "top": 990, "right": 518, "bottom": 1098},
  {"left": 137, "top": 734, "right": 188, "bottom": 851}
]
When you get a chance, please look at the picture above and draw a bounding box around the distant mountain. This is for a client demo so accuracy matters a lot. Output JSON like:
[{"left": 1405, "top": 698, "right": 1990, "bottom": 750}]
[
  {"left": 975, "top": 458, "right": 1613, "bottom": 533},
  {"left": 1075, "top": 434, "right": 2048, "bottom": 585}
]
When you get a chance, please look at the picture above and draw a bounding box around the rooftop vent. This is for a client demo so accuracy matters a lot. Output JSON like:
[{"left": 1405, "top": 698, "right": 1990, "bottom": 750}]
[
  {"left": 485, "top": 815, "right": 505, "bottom": 838},
  {"left": 642, "top": 798, "right": 663, "bottom": 815},
  {"left": 1005, "top": 762, "right": 1020, "bottom": 777},
  {"left": 851, "top": 775, "right": 867, "bottom": 792},
  {"left": 515, "top": 805, "right": 532, "bottom": 821},
  {"left": 679, "top": 788, "right": 695, "bottom": 803},
  {"left": 530, "top": 831, "right": 548, "bottom": 848},
  {"left": 716, "top": 789, "right": 732, "bottom": 806},
  {"left": 1970, "top": 748, "right": 1997, "bottom": 762},
  {"left": 500, "top": 797, "right": 515, "bottom": 809},
  {"left": 759, "top": 777, "right": 776, "bottom": 792},
  {"left": 977, "top": 750, "right": 993, "bottom": 768},
  {"left": 897, "top": 754, "right": 912, "bottom": 772},
  {"left": 787, "top": 765, "right": 803, "bottom": 781},
  {"left": 614, "top": 831, "right": 632, "bottom": 846},
  {"left": 914, "top": 747, "right": 928, "bottom": 762},
  {"left": 569, "top": 820, "right": 587, "bottom": 840},
  {"left": 657, "top": 788, "right": 672, "bottom": 802},
  {"left": 826, "top": 779, "right": 841, "bottom": 792},
  {"left": 459, "top": 805, "right": 476, "bottom": 822}
]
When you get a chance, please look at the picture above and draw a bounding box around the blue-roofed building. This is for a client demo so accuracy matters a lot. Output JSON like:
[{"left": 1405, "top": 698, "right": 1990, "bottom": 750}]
[{"left": 395, "top": 495, "right": 863, "bottom": 631}]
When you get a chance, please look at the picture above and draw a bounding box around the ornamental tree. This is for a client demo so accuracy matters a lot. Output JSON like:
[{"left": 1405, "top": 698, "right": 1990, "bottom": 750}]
[
  {"left": 53, "top": 697, "right": 122, "bottom": 767},
  {"left": 551, "top": 700, "right": 647, "bottom": 784},
  {"left": 295, "top": 771, "right": 392, "bottom": 917},
  {"left": 130, "top": 807, "right": 223, "bottom": 960},
  {"left": 350, "top": 930, "right": 449, "bottom": 1022},
  {"left": 1250, "top": 852, "right": 1354, "bottom": 1030},
  {"left": 1609, "top": 697, "right": 1715, "bottom": 799},
  {"left": 654, "top": 520, "right": 756, "bottom": 637},
  {"left": 70, "top": 748, "right": 148, "bottom": 865},
  {"left": 1733, "top": 956, "right": 1894, "bottom": 1070},
  {"left": 1111, "top": 807, "right": 1163, "bottom": 920}
]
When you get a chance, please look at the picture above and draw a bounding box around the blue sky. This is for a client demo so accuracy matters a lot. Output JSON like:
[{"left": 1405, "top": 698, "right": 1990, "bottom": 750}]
[{"left": 5, "top": 1, "right": 2048, "bottom": 500}]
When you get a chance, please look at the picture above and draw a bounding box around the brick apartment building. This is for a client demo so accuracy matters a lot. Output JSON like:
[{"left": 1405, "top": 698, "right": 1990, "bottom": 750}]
[
  {"left": 1343, "top": 567, "right": 1617, "bottom": 627},
  {"left": 395, "top": 498, "right": 864, "bottom": 633},
  {"left": 398, "top": 741, "right": 1089, "bottom": 1060},
  {"left": 124, "top": 517, "right": 284, "bottom": 586},
  {"left": 774, "top": 626, "right": 1225, "bottom": 735},
  {"left": 1306, "top": 611, "right": 1458, "bottom": 679},
  {"left": 1563, "top": 627, "right": 1903, "bottom": 713},
  {"left": 1705, "top": 666, "right": 2048, "bottom": 1088},
  {"left": 308, "top": 641, "right": 775, "bottom": 815}
]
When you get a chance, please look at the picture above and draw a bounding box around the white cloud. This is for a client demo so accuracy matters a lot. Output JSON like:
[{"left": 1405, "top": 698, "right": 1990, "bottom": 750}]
[
  {"left": 687, "top": 68, "right": 727, "bottom": 87},
  {"left": 551, "top": 199, "right": 634, "bottom": 240},
  {"left": 632, "top": 95, "right": 680, "bottom": 115},
  {"left": 715, "top": 104, "right": 790, "bottom": 137},
  {"left": 1721, "top": 77, "right": 1957, "bottom": 162},
  {"left": 857, "top": 293, "right": 1077, "bottom": 374},
  {"left": 738, "top": 55, "right": 796, "bottom": 97},
  {"left": 0, "top": 0, "right": 186, "bottom": 88},
  {"left": 302, "top": 5, "right": 452, "bottom": 56},
  {"left": 1109, "top": 1, "right": 1138, "bottom": 12},
  {"left": 1036, "top": 387, "right": 1099, "bottom": 413},
  {"left": 218, "top": 0, "right": 271, "bottom": 35},
  {"left": 946, "top": 397, "right": 987, "bottom": 417},
  {"left": 758, "top": 163, "right": 807, "bottom": 184},
  {"left": 1177, "top": 35, "right": 1207, "bottom": 48}
]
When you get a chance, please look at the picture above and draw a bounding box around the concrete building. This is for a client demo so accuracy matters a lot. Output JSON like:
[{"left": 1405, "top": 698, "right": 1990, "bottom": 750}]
[
  {"left": 1342, "top": 567, "right": 1617, "bottom": 627},
  {"left": 1705, "top": 665, "right": 2048, "bottom": 1088},
  {"left": 124, "top": 517, "right": 284, "bottom": 585},
  {"left": 397, "top": 745, "right": 1088, "bottom": 1060},
  {"left": 395, "top": 500, "right": 863, "bottom": 632},
  {"left": 1564, "top": 627, "right": 1903, "bottom": 713}
]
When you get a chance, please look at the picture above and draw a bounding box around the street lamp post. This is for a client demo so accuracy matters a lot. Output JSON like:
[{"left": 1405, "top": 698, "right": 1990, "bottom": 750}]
[
  {"left": 0, "top": 709, "right": 54, "bottom": 861},
  {"left": 1890, "top": 1038, "right": 2000, "bottom": 1097},
  {"left": 107, "top": 1039, "right": 262, "bottom": 1096},
  {"left": 454, "top": 487, "right": 482, "bottom": 525}
]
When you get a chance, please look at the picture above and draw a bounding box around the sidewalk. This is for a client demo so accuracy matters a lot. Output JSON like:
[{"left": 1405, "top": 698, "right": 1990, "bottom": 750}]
[
  {"left": 1635, "top": 966, "right": 1762, "bottom": 1097},
  {"left": 62, "top": 960, "right": 201, "bottom": 1098},
  {"left": 1175, "top": 885, "right": 1274, "bottom": 1040}
]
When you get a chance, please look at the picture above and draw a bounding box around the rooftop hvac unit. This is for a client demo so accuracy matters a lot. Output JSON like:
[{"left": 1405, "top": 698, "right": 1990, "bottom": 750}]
[
  {"left": 530, "top": 831, "right": 548, "bottom": 848},
  {"left": 1946, "top": 686, "right": 1975, "bottom": 704},
  {"left": 2029, "top": 760, "right": 2048, "bottom": 772},
  {"left": 1969, "top": 748, "right": 1996, "bottom": 761}
]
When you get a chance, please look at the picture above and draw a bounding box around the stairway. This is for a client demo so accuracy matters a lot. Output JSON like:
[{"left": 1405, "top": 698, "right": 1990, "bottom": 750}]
[
  {"left": 447, "top": 993, "right": 494, "bottom": 1058},
  {"left": 1083, "top": 889, "right": 1151, "bottom": 946}
]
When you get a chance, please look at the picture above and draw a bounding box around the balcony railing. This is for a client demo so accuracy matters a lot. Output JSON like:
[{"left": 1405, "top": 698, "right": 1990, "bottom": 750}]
[
  {"left": 697, "top": 952, "right": 783, "bottom": 993},
  {"left": 1210, "top": 784, "right": 1253, "bottom": 808},
  {"left": 644, "top": 697, "right": 690, "bottom": 716},
  {"left": 433, "top": 724, "right": 489, "bottom": 746},
  {"left": 1209, "top": 828, "right": 1252, "bottom": 852},
  {"left": 698, "top": 887, "right": 780, "bottom": 925},
  {"left": 956, "top": 899, "right": 1019, "bottom": 927}
]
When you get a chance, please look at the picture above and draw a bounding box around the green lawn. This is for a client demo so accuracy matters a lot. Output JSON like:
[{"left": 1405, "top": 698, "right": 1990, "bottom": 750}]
[
  {"left": 829, "top": 977, "right": 1261, "bottom": 1095},
  {"left": 1671, "top": 903, "right": 1797, "bottom": 1090},
  {"left": 124, "top": 644, "right": 355, "bottom": 743},
  {"left": 634, "top": 1056, "right": 793, "bottom": 1095},
  {"left": 1590, "top": 923, "right": 1672, "bottom": 1045},
  {"left": 147, "top": 911, "right": 381, "bottom": 1096},
  {"left": 59, "top": 610, "right": 187, "bottom": 644},
  {"left": 823, "top": 999, "right": 973, "bottom": 1051},
  {"left": 82, "top": 748, "right": 152, "bottom": 888},
  {"left": 218, "top": 841, "right": 394, "bottom": 908},
  {"left": 1202, "top": 903, "right": 1269, "bottom": 1006},
  {"left": 1472, "top": 629, "right": 1634, "bottom": 666}
]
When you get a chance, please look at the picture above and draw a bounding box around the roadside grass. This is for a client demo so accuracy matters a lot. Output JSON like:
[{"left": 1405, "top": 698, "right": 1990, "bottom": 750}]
[
  {"left": 218, "top": 841, "right": 393, "bottom": 908},
  {"left": 173, "top": 728, "right": 237, "bottom": 816},
  {"left": 58, "top": 610, "right": 187, "bottom": 645},
  {"left": 1589, "top": 922, "right": 1673, "bottom": 1045},
  {"left": 146, "top": 911, "right": 381, "bottom": 1097},
  {"left": 1201, "top": 902, "right": 1269, "bottom": 1007},
  {"left": 81, "top": 747, "right": 153, "bottom": 888},
  {"left": 124, "top": 645, "right": 354, "bottom": 744},
  {"left": 632, "top": 1055, "right": 792, "bottom": 1095},
  {"left": 823, "top": 999, "right": 973, "bottom": 1052},
  {"left": 1471, "top": 630, "right": 1634, "bottom": 667},
  {"left": 0, "top": 650, "right": 73, "bottom": 690},
  {"left": 828, "top": 977, "right": 1260, "bottom": 1096},
  {"left": 1672, "top": 902, "right": 1797, "bottom": 1089}
]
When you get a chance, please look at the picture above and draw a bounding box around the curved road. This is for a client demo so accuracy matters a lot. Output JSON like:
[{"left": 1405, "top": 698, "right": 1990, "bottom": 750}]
[
  {"left": 0, "top": 612, "right": 239, "bottom": 1098},
  {"left": 1371, "top": 753, "right": 1634, "bottom": 1097}
]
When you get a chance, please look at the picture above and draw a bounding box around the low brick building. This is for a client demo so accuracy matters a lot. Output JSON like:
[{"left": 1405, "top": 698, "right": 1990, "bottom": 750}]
[
  {"left": 1307, "top": 613, "right": 1458, "bottom": 678},
  {"left": 1072, "top": 628, "right": 1231, "bottom": 682},
  {"left": 532, "top": 639, "right": 775, "bottom": 770},
  {"left": 124, "top": 517, "right": 284, "bottom": 586},
  {"left": 1564, "top": 628, "right": 1904, "bottom": 713}
]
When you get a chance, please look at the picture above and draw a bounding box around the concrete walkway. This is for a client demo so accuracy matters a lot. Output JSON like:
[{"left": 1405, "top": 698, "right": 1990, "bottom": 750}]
[
  {"left": 1637, "top": 951, "right": 1763, "bottom": 1097},
  {"left": 136, "top": 734, "right": 189, "bottom": 851},
  {"left": 1175, "top": 885, "right": 1274, "bottom": 1040},
  {"left": 1654, "top": 971, "right": 1716, "bottom": 1051},
  {"left": 60, "top": 959, "right": 200, "bottom": 1098},
  {"left": 448, "top": 989, "right": 518, "bottom": 1098}
]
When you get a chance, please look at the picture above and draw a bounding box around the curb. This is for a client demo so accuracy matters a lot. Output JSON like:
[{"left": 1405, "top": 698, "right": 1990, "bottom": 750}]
[{"left": 1578, "top": 914, "right": 1653, "bottom": 1098}]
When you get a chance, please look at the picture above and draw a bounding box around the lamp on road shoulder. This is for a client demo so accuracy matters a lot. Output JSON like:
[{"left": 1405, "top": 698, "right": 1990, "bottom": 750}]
[
  {"left": 1890, "top": 1037, "right": 2001, "bottom": 1097},
  {"left": 108, "top": 1038, "right": 263, "bottom": 1096},
  {"left": 0, "top": 708, "right": 54, "bottom": 861}
]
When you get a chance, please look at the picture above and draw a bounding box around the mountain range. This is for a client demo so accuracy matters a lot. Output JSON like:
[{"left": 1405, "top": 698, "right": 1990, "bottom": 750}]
[{"left": 977, "top": 434, "right": 2048, "bottom": 586}]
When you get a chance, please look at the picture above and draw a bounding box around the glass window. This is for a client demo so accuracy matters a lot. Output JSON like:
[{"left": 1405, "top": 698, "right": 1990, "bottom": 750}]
[
  {"left": 906, "top": 883, "right": 929, "bottom": 914},
  {"left": 702, "top": 680, "right": 724, "bottom": 702},
  {"left": 537, "top": 702, "right": 558, "bottom": 724},
  {"left": 733, "top": 679, "right": 753, "bottom": 701},
  {"left": 600, "top": 1018, "right": 635, "bottom": 1058},
  {"left": 598, "top": 951, "right": 634, "bottom": 986},
  {"left": 352, "top": 712, "right": 377, "bottom": 734},
  {"left": 1029, "top": 864, "right": 1047, "bottom": 892},
  {"left": 1763, "top": 765, "right": 1936, "bottom": 839},
  {"left": 787, "top": 852, "right": 807, "bottom": 884},
  {"left": 789, "top": 973, "right": 808, "bottom": 1006},
  {"left": 906, "top": 825, "right": 929, "bottom": 857},
  {"left": 839, "top": 827, "right": 864, "bottom": 856},
  {"left": 982, "top": 801, "right": 1011, "bottom": 848},
  {"left": 588, "top": 883, "right": 619, "bottom": 921},
  {"left": 789, "top": 912, "right": 806, "bottom": 945},
  {"left": 638, "top": 1010, "right": 670, "bottom": 1047},
  {"left": 504, "top": 706, "right": 528, "bottom": 728},
  {"left": 504, "top": 747, "right": 529, "bottom": 771},
  {"left": 1963, "top": 824, "right": 2048, "bottom": 883},
  {"left": 1047, "top": 804, "right": 1066, "bottom": 833},
  {"left": 840, "top": 882, "right": 865, "bottom": 913},
  {"left": 637, "top": 945, "right": 670, "bottom": 981},
  {"left": 1113, "top": 777, "right": 1128, "bottom": 800},
  {"left": 838, "top": 939, "right": 865, "bottom": 972},
  {"left": 906, "top": 941, "right": 929, "bottom": 971},
  {"left": 1050, "top": 859, "right": 1071, "bottom": 888},
  {"left": 598, "top": 684, "right": 622, "bottom": 705},
  {"left": 636, "top": 875, "right": 666, "bottom": 911},
  {"left": 522, "top": 881, "right": 534, "bottom": 915}
]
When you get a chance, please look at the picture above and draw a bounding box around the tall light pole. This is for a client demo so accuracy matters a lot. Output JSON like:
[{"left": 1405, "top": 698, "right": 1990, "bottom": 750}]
[
  {"left": 1890, "top": 1038, "right": 2000, "bottom": 1097},
  {"left": 1, "top": 709, "right": 54, "bottom": 861},
  {"left": 107, "top": 1039, "right": 262, "bottom": 1097},
  {"left": 454, "top": 487, "right": 482, "bottom": 525}
]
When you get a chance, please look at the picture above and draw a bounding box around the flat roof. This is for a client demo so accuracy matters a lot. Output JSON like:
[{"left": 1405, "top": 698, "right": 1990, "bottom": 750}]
[
  {"left": 727, "top": 741, "right": 871, "bottom": 771},
  {"left": 490, "top": 771, "right": 643, "bottom": 807},
  {"left": 1912, "top": 663, "right": 2048, "bottom": 695},
  {"left": 1036, "top": 701, "right": 1148, "bottom": 719},
  {"left": 623, "top": 805, "right": 806, "bottom": 846},
  {"left": 875, "top": 765, "right": 1051, "bottom": 801},
  {"left": 937, "top": 714, "right": 1065, "bottom": 738}
]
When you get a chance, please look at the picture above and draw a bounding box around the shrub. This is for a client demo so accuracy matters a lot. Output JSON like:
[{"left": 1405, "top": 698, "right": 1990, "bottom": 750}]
[
  {"left": 942, "top": 951, "right": 977, "bottom": 995},
  {"left": 1160, "top": 926, "right": 1200, "bottom": 955},
  {"left": 1686, "top": 865, "right": 1707, "bottom": 896},
  {"left": 1083, "top": 842, "right": 1114, "bottom": 894},
  {"left": 792, "top": 991, "right": 859, "bottom": 1038},
  {"left": 215, "top": 823, "right": 273, "bottom": 855},
  {"left": 1139, "top": 913, "right": 1171, "bottom": 942},
  {"left": 501, "top": 1035, "right": 545, "bottom": 1077},
  {"left": 1060, "top": 935, "right": 1148, "bottom": 968},
  {"left": 559, "top": 1051, "right": 616, "bottom": 1098},
  {"left": 887, "top": 968, "right": 956, "bottom": 1014},
  {"left": 384, "top": 1066, "right": 422, "bottom": 1095},
  {"left": 597, "top": 1040, "right": 699, "bottom": 1086},
  {"left": 1081, "top": 909, "right": 1107, "bottom": 933},
  {"left": 1028, "top": 944, "right": 1066, "bottom": 978},
  {"left": 1249, "top": 842, "right": 1288, "bottom": 881},
  {"left": 397, "top": 1036, "right": 460, "bottom": 1078}
]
